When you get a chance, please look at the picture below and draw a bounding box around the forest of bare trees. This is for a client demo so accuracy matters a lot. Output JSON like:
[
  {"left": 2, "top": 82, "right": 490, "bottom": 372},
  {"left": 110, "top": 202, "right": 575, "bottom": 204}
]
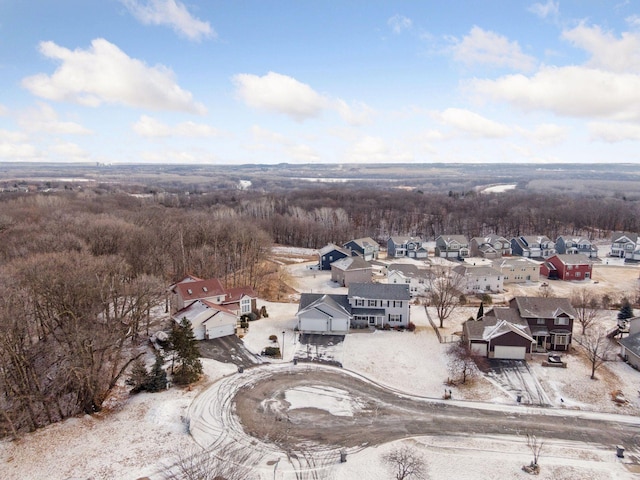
[{"left": 0, "top": 185, "right": 638, "bottom": 436}]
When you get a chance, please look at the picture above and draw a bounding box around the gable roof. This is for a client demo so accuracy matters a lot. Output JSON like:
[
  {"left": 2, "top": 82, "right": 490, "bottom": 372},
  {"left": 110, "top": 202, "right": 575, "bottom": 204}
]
[
  {"left": 388, "top": 235, "right": 424, "bottom": 245},
  {"left": 331, "top": 256, "right": 371, "bottom": 271},
  {"left": 175, "top": 278, "right": 226, "bottom": 302},
  {"left": 346, "top": 237, "right": 380, "bottom": 249},
  {"left": 172, "top": 299, "right": 236, "bottom": 323},
  {"left": 297, "top": 293, "right": 351, "bottom": 314},
  {"left": 437, "top": 234, "right": 469, "bottom": 245},
  {"left": 492, "top": 257, "right": 541, "bottom": 269},
  {"left": 223, "top": 286, "right": 258, "bottom": 304},
  {"left": 319, "top": 243, "right": 351, "bottom": 256},
  {"left": 465, "top": 306, "right": 533, "bottom": 342},
  {"left": 512, "top": 296, "right": 576, "bottom": 319},
  {"left": 611, "top": 231, "right": 638, "bottom": 243},
  {"left": 550, "top": 253, "right": 593, "bottom": 266},
  {"left": 620, "top": 332, "right": 640, "bottom": 357},
  {"left": 348, "top": 282, "right": 411, "bottom": 300},
  {"left": 452, "top": 264, "right": 501, "bottom": 277}
]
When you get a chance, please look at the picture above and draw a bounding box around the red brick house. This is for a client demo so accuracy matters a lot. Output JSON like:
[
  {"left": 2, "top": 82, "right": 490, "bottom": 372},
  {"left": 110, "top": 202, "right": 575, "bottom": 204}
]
[{"left": 540, "top": 254, "right": 593, "bottom": 281}]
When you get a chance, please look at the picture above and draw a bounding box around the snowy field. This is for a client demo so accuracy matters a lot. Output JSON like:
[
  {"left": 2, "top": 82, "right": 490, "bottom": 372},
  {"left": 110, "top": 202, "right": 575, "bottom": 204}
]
[{"left": 2, "top": 254, "right": 640, "bottom": 479}]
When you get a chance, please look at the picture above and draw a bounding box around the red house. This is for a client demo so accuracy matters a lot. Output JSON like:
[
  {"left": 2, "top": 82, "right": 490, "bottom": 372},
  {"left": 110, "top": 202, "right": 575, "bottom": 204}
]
[{"left": 540, "top": 254, "right": 593, "bottom": 281}]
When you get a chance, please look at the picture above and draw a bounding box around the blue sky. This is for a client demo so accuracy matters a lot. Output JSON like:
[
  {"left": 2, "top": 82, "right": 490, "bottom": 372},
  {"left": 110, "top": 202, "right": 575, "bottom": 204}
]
[{"left": 1, "top": 0, "right": 640, "bottom": 164}]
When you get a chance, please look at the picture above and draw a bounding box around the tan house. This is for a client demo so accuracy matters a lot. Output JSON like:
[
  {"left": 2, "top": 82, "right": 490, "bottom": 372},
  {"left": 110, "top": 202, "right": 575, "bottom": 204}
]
[
  {"left": 491, "top": 257, "right": 541, "bottom": 284},
  {"left": 330, "top": 256, "right": 373, "bottom": 287}
]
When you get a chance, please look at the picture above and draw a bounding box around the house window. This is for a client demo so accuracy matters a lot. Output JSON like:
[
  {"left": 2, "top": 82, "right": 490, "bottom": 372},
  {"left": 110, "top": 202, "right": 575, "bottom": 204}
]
[
  {"left": 393, "top": 301, "right": 403, "bottom": 307},
  {"left": 355, "top": 299, "right": 364, "bottom": 307},
  {"left": 537, "top": 318, "right": 545, "bottom": 325},
  {"left": 553, "top": 333, "right": 570, "bottom": 346},
  {"left": 368, "top": 299, "right": 377, "bottom": 307},
  {"left": 575, "top": 272, "right": 581, "bottom": 277},
  {"left": 389, "top": 314, "right": 402, "bottom": 322},
  {"left": 554, "top": 317, "right": 569, "bottom": 326}
]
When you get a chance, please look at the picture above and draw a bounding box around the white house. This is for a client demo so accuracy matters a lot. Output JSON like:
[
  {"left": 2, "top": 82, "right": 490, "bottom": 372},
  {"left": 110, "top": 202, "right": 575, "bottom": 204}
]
[
  {"left": 172, "top": 300, "right": 238, "bottom": 340},
  {"left": 387, "top": 263, "right": 430, "bottom": 297},
  {"left": 452, "top": 264, "right": 503, "bottom": 294}
]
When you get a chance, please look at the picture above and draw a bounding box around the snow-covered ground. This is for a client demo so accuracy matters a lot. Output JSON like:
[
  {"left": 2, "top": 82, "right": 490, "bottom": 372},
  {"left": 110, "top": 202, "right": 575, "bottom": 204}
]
[{"left": 2, "top": 257, "right": 640, "bottom": 479}]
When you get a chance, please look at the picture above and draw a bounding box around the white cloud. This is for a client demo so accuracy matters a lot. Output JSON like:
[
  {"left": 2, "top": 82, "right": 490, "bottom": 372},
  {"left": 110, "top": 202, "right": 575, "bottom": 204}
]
[
  {"left": 589, "top": 121, "right": 640, "bottom": 142},
  {"left": 434, "top": 108, "right": 512, "bottom": 138},
  {"left": 451, "top": 26, "right": 536, "bottom": 72},
  {"left": 133, "top": 115, "right": 220, "bottom": 137},
  {"left": 345, "top": 135, "right": 413, "bottom": 163},
  {"left": 234, "top": 71, "right": 374, "bottom": 125},
  {"left": 388, "top": 14, "right": 412, "bottom": 34},
  {"left": 562, "top": 23, "right": 640, "bottom": 73},
  {"left": 627, "top": 15, "right": 640, "bottom": 29},
  {"left": 334, "top": 99, "right": 375, "bottom": 126},
  {"left": 249, "top": 125, "right": 320, "bottom": 162},
  {"left": 523, "top": 123, "right": 569, "bottom": 145},
  {"left": 233, "top": 72, "right": 327, "bottom": 121},
  {"left": 22, "top": 39, "right": 206, "bottom": 114},
  {"left": 0, "top": 142, "right": 38, "bottom": 159},
  {"left": 470, "top": 66, "right": 640, "bottom": 121},
  {"left": 121, "top": 0, "right": 214, "bottom": 41},
  {"left": 0, "top": 129, "right": 28, "bottom": 143},
  {"left": 528, "top": 1, "right": 559, "bottom": 19},
  {"left": 18, "top": 103, "right": 92, "bottom": 135},
  {"left": 49, "top": 140, "right": 89, "bottom": 160}
]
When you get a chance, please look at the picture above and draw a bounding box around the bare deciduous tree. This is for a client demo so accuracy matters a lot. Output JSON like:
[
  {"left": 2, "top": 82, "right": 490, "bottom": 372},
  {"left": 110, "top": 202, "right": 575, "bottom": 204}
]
[
  {"left": 579, "top": 327, "right": 616, "bottom": 380},
  {"left": 382, "top": 446, "right": 427, "bottom": 480},
  {"left": 523, "top": 433, "right": 544, "bottom": 474},
  {"left": 571, "top": 287, "right": 599, "bottom": 335},
  {"left": 447, "top": 342, "right": 481, "bottom": 385},
  {"left": 427, "top": 266, "right": 464, "bottom": 328},
  {"left": 163, "top": 445, "right": 254, "bottom": 480}
]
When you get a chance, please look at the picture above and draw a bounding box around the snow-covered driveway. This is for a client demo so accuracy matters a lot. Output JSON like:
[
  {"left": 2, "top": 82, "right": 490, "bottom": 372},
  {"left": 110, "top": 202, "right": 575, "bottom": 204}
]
[{"left": 485, "top": 359, "right": 552, "bottom": 406}]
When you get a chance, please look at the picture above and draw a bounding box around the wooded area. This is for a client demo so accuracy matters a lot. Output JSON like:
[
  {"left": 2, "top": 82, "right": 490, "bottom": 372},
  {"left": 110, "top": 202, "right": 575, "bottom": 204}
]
[{"left": 0, "top": 185, "right": 638, "bottom": 436}]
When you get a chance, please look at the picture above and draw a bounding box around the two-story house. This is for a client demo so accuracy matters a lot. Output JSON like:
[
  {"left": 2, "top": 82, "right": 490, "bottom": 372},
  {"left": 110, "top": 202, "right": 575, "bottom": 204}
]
[
  {"left": 343, "top": 237, "right": 380, "bottom": 261},
  {"left": 452, "top": 264, "right": 503, "bottom": 294},
  {"left": 469, "top": 234, "right": 512, "bottom": 258},
  {"left": 510, "top": 235, "right": 556, "bottom": 259},
  {"left": 610, "top": 232, "right": 640, "bottom": 260},
  {"left": 464, "top": 296, "right": 576, "bottom": 358},
  {"left": 491, "top": 257, "right": 540, "bottom": 284},
  {"left": 331, "top": 256, "right": 373, "bottom": 287},
  {"left": 296, "top": 283, "right": 411, "bottom": 334},
  {"left": 434, "top": 235, "right": 470, "bottom": 258},
  {"left": 540, "top": 254, "right": 593, "bottom": 281},
  {"left": 387, "top": 236, "right": 429, "bottom": 258},
  {"left": 169, "top": 276, "right": 258, "bottom": 340},
  {"left": 509, "top": 296, "right": 576, "bottom": 352},
  {"left": 555, "top": 236, "right": 598, "bottom": 258},
  {"left": 318, "top": 243, "right": 351, "bottom": 270},
  {"left": 387, "top": 263, "right": 431, "bottom": 297}
]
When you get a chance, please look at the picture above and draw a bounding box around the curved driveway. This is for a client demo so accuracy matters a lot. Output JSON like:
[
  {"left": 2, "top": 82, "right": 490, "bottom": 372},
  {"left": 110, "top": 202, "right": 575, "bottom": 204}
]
[{"left": 189, "top": 363, "right": 640, "bottom": 478}]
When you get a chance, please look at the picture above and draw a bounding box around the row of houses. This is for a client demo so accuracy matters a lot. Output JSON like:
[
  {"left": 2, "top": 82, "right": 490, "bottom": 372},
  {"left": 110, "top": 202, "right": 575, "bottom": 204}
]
[{"left": 321, "top": 231, "right": 640, "bottom": 266}]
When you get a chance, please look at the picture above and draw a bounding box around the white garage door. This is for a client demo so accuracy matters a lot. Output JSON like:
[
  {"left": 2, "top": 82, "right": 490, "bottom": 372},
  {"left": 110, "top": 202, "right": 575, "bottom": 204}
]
[
  {"left": 330, "top": 317, "right": 350, "bottom": 333},
  {"left": 206, "top": 323, "right": 235, "bottom": 340},
  {"left": 494, "top": 346, "right": 526, "bottom": 359},
  {"left": 470, "top": 343, "right": 487, "bottom": 356},
  {"left": 300, "top": 316, "right": 329, "bottom": 333}
]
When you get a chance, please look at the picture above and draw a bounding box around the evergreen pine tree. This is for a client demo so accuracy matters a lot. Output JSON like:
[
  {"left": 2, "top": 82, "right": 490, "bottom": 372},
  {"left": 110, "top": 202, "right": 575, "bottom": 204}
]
[
  {"left": 147, "top": 352, "right": 168, "bottom": 392},
  {"left": 126, "top": 358, "right": 150, "bottom": 393},
  {"left": 170, "top": 318, "right": 203, "bottom": 385},
  {"left": 476, "top": 302, "right": 484, "bottom": 320},
  {"left": 618, "top": 298, "right": 634, "bottom": 320}
]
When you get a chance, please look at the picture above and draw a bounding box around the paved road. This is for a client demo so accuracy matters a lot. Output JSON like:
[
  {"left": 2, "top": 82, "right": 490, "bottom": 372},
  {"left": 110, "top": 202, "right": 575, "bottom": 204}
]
[
  {"left": 187, "top": 363, "right": 640, "bottom": 479},
  {"left": 198, "top": 335, "right": 263, "bottom": 368},
  {"left": 486, "top": 359, "right": 552, "bottom": 406}
]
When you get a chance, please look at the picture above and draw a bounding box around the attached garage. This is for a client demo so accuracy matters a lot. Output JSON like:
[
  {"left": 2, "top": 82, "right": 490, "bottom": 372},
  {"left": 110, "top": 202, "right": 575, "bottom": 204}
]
[
  {"left": 470, "top": 342, "right": 488, "bottom": 356},
  {"left": 493, "top": 345, "right": 527, "bottom": 360},
  {"left": 296, "top": 293, "right": 351, "bottom": 334},
  {"left": 205, "top": 323, "right": 236, "bottom": 340},
  {"left": 299, "top": 316, "right": 330, "bottom": 333}
]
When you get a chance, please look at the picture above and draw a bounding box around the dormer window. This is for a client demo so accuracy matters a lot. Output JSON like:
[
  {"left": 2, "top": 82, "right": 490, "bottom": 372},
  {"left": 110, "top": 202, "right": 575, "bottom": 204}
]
[
  {"left": 203, "top": 287, "right": 208, "bottom": 292},
  {"left": 187, "top": 289, "right": 192, "bottom": 295}
]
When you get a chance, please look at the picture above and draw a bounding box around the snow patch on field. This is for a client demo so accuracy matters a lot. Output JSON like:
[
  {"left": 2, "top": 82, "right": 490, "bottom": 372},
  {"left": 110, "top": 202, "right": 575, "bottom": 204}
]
[{"left": 285, "top": 385, "right": 363, "bottom": 416}]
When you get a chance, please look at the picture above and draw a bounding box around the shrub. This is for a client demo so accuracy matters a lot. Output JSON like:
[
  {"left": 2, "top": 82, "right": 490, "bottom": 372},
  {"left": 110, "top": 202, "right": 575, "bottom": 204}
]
[
  {"left": 260, "top": 305, "right": 269, "bottom": 318},
  {"left": 459, "top": 294, "right": 467, "bottom": 305},
  {"left": 268, "top": 334, "right": 278, "bottom": 342},
  {"left": 480, "top": 293, "right": 492, "bottom": 305},
  {"left": 407, "top": 322, "right": 416, "bottom": 332},
  {"left": 262, "top": 346, "right": 280, "bottom": 357}
]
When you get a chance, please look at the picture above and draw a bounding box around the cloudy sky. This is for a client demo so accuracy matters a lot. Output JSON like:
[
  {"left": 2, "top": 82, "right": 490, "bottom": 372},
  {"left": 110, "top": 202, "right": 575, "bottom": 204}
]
[{"left": 1, "top": 0, "right": 640, "bottom": 164}]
